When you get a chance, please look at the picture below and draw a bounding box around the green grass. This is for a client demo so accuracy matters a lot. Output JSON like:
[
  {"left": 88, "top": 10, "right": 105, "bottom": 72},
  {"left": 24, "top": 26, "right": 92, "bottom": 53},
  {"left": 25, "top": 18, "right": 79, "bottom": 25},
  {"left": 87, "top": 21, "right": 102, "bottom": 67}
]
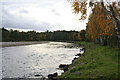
[{"left": 59, "top": 41, "right": 119, "bottom": 78}]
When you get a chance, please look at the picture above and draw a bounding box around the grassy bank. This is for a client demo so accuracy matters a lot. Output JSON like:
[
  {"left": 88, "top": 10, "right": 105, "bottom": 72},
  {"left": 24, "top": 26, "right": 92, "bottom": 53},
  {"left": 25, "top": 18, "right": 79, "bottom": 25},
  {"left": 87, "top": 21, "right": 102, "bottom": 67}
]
[{"left": 59, "top": 42, "right": 119, "bottom": 79}]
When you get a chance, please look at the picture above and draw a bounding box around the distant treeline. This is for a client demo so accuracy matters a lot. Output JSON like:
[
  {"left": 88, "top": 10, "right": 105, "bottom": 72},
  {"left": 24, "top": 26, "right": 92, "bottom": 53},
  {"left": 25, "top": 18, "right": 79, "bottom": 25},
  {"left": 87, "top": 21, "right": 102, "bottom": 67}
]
[{"left": 1, "top": 27, "right": 86, "bottom": 42}]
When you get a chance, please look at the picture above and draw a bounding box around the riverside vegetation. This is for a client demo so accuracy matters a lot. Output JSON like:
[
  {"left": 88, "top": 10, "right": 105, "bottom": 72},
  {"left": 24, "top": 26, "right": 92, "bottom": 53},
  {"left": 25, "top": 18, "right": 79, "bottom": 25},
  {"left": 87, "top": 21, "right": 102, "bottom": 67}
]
[
  {"left": 58, "top": 1, "right": 119, "bottom": 78},
  {"left": 58, "top": 41, "right": 119, "bottom": 79},
  {"left": 57, "top": 2, "right": 119, "bottom": 78}
]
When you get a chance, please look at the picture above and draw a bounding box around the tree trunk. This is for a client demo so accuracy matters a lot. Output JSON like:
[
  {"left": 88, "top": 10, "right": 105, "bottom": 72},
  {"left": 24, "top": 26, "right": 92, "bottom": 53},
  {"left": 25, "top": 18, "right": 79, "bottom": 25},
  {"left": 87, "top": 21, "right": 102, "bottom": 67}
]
[
  {"left": 109, "top": 5, "right": 120, "bottom": 46},
  {"left": 101, "top": 2, "right": 120, "bottom": 47}
]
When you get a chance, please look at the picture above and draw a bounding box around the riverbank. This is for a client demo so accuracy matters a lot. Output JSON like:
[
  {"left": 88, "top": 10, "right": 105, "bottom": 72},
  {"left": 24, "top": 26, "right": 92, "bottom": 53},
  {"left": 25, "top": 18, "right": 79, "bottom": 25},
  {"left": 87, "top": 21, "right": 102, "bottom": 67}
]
[
  {"left": 0, "top": 41, "right": 47, "bottom": 47},
  {"left": 58, "top": 41, "right": 119, "bottom": 79}
]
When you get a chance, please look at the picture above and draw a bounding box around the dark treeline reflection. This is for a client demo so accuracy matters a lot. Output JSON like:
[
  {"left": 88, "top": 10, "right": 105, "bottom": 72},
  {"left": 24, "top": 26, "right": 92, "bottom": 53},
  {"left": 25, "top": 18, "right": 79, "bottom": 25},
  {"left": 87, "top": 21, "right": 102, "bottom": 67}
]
[{"left": 1, "top": 27, "right": 86, "bottom": 42}]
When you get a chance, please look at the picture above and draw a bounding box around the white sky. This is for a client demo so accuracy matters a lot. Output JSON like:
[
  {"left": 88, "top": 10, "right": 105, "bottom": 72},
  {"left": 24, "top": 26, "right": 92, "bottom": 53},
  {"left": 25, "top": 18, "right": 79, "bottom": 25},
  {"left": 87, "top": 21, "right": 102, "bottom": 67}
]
[{"left": 1, "top": 0, "right": 87, "bottom": 32}]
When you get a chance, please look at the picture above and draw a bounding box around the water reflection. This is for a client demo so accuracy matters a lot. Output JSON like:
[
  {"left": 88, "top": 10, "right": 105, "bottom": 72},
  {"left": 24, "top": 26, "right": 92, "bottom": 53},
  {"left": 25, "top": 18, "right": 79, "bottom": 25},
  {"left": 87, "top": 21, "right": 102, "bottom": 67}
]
[{"left": 2, "top": 42, "right": 80, "bottom": 78}]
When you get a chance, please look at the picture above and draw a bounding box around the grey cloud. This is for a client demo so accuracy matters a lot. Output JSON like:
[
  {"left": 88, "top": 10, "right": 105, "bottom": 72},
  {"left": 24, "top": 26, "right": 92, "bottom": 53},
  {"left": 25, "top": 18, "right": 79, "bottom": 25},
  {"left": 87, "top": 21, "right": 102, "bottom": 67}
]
[
  {"left": 19, "top": 9, "right": 28, "bottom": 14},
  {"left": 2, "top": 9, "right": 53, "bottom": 31},
  {"left": 55, "top": 13, "right": 61, "bottom": 16},
  {"left": 1, "top": 0, "right": 38, "bottom": 3},
  {"left": 51, "top": 9, "right": 56, "bottom": 12},
  {"left": 51, "top": 9, "right": 61, "bottom": 16}
]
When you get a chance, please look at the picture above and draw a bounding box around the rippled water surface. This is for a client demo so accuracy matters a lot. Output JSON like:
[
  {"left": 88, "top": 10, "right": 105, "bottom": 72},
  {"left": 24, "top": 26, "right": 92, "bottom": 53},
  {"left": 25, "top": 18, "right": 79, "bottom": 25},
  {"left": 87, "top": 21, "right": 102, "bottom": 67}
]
[{"left": 2, "top": 42, "right": 80, "bottom": 78}]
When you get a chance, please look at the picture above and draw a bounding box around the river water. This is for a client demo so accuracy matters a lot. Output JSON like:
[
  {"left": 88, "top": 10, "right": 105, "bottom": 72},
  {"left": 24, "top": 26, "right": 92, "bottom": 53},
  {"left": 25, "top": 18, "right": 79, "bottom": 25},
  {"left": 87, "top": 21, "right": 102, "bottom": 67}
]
[{"left": 1, "top": 42, "right": 80, "bottom": 78}]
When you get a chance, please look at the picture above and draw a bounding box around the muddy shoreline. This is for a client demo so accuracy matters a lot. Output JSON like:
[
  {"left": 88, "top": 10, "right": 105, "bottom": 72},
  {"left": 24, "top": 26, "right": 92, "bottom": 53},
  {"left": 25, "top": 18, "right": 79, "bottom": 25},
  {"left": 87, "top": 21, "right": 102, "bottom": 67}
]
[{"left": 0, "top": 41, "right": 48, "bottom": 47}]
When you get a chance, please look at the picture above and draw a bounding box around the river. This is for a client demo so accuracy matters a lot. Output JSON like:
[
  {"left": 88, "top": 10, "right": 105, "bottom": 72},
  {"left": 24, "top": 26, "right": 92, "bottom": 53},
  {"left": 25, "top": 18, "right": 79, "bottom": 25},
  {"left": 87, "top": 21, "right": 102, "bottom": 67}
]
[{"left": 1, "top": 42, "right": 80, "bottom": 78}]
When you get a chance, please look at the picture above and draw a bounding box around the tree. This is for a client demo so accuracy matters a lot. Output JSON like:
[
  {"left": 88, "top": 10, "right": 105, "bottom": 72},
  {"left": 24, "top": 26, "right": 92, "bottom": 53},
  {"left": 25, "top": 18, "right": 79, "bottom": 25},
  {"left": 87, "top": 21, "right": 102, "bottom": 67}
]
[
  {"left": 69, "top": 0, "right": 120, "bottom": 47},
  {"left": 78, "top": 30, "right": 86, "bottom": 41},
  {"left": 2, "top": 27, "right": 10, "bottom": 41}
]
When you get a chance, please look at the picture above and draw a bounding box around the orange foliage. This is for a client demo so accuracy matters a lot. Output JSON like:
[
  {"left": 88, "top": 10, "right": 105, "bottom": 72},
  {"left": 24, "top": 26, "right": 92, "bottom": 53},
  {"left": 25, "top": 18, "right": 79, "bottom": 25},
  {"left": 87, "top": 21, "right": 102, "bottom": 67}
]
[
  {"left": 70, "top": 0, "right": 119, "bottom": 41},
  {"left": 87, "top": 4, "right": 116, "bottom": 40},
  {"left": 72, "top": 2, "right": 87, "bottom": 20}
]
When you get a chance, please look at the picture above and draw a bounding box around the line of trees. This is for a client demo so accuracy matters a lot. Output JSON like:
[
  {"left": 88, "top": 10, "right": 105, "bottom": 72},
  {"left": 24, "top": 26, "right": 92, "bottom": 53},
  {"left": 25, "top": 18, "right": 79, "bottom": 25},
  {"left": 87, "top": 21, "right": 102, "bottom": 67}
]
[
  {"left": 1, "top": 1, "right": 119, "bottom": 48},
  {"left": 1, "top": 27, "right": 86, "bottom": 42}
]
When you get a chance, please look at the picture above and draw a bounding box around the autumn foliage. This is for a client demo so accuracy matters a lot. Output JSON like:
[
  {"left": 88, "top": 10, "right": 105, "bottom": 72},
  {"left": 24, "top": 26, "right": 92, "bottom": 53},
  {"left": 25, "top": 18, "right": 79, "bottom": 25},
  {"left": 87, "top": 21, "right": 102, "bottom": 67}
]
[
  {"left": 87, "top": 4, "right": 116, "bottom": 40},
  {"left": 72, "top": 2, "right": 87, "bottom": 20},
  {"left": 70, "top": 1, "right": 120, "bottom": 47}
]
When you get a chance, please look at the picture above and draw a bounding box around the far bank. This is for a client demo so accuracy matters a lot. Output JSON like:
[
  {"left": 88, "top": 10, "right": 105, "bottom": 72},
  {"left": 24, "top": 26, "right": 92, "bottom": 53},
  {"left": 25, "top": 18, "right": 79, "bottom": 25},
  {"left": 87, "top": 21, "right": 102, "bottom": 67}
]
[{"left": 0, "top": 41, "right": 47, "bottom": 47}]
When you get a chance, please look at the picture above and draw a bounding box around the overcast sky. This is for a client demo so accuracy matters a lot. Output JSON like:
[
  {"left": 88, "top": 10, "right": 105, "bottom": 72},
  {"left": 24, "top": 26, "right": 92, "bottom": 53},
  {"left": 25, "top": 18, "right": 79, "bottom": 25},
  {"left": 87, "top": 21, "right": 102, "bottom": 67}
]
[{"left": 1, "top": 0, "right": 87, "bottom": 32}]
